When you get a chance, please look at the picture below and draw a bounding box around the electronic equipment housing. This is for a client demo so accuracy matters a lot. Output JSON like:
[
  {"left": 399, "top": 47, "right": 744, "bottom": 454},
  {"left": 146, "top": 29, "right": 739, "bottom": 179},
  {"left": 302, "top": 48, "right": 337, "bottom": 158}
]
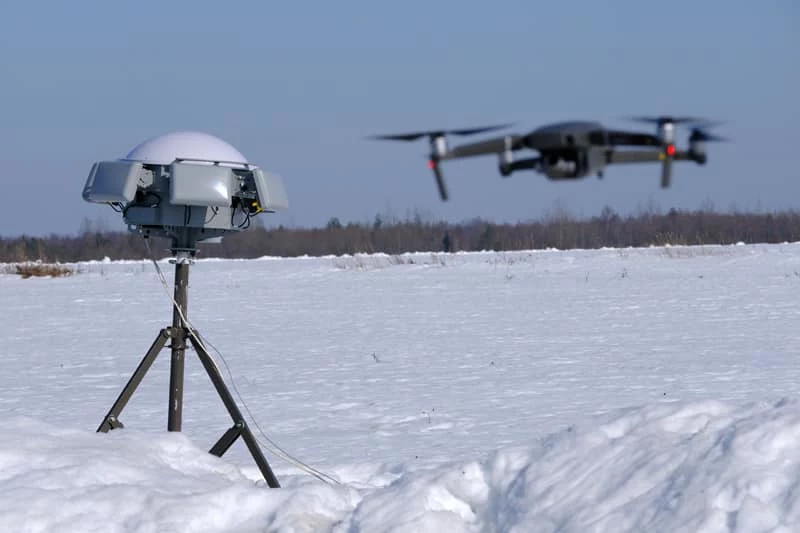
[{"left": 82, "top": 132, "right": 288, "bottom": 243}]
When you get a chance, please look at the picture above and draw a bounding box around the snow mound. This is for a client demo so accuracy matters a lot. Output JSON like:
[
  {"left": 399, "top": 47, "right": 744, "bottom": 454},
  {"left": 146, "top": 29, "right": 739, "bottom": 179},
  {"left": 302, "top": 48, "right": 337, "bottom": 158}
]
[{"left": 1, "top": 399, "right": 798, "bottom": 532}]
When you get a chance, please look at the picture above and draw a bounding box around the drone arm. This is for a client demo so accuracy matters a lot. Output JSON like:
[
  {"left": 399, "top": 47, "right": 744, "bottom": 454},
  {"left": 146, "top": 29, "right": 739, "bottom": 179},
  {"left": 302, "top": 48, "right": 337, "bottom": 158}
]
[
  {"left": 605, "top": 149, "right": 694, "bottom": 164},
  {"left": 606, "top": 149, "right": 696, "bottom": 189},
  {"left": 500, "top": 157, "right": 541, "bottom": 176},
  {"left": 441, "top": 135, "right": 525, "bottom": 160},
  {"left": 604, "top": 130, "right": 661, "bottom": 147}
]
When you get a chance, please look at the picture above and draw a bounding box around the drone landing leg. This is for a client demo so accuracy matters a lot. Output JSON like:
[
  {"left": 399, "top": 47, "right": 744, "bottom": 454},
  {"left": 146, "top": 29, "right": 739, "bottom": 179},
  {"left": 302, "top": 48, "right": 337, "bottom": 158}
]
[
  {"left": 189, "top": 334, "right": 280, "bottom": 488},
  {"left": 96, "top": 329, "right": 171, "bottom": 433}
]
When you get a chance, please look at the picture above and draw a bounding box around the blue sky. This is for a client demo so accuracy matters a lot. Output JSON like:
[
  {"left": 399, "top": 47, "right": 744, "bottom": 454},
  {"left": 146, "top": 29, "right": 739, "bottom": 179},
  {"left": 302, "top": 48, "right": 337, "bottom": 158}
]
[{"left": 1, "top": 1, "right": 797, "bottom": 236}]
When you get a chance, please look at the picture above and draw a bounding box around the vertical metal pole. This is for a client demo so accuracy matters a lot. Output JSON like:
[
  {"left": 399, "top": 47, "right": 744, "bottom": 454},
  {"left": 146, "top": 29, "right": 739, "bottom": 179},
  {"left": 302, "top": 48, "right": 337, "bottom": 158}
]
[{"left": 168, "top": 259, "right": 189, "bottom": 432}]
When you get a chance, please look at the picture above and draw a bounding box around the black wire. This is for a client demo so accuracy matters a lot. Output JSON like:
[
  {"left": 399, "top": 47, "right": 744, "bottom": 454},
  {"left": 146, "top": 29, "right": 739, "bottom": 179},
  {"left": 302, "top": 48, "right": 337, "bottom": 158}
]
[
  {"left": 230, "top": 202, "right": 251, "bottom": 229},
  {"left": 237, "top": 208, "right": 251, "bottom": 229}
]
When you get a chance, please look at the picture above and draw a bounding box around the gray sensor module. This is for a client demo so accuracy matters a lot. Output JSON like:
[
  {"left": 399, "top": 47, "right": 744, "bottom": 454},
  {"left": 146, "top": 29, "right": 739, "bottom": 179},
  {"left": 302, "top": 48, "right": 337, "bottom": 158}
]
[{"left": 83, "top": 131, "right": 288, "bottom": 247}]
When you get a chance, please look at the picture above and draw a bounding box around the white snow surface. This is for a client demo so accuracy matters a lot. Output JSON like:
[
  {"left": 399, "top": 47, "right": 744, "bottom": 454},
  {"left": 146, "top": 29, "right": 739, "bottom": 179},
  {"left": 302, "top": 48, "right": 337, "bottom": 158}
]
[{"left": 1, "top": 243, "right": 799, "bottom": 532}]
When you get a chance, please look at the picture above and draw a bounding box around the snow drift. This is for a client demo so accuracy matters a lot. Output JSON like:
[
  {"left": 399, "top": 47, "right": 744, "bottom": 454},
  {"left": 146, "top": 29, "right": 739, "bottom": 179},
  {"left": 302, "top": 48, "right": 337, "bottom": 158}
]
[{"left": 2, "top": 399, "right": 798, "bottom": 533}]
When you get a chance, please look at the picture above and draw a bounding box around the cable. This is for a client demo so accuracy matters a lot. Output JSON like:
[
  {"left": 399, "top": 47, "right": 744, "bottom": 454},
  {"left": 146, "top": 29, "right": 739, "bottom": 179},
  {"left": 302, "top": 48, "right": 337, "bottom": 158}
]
[
  {"left": 193, "top": 329, "right": 340, "bottom": 485},
  {"left": 230, "top": 203, "right": 252, "bottom": 230},
  {"left": 143, "top": 237, "right": 341, "bottom": 486},
  {"left": 204, "top": 207, "right": 219, "bottom": 224},
  {"left": 237, "top": 207, "right": 251, "bottom": 229}
]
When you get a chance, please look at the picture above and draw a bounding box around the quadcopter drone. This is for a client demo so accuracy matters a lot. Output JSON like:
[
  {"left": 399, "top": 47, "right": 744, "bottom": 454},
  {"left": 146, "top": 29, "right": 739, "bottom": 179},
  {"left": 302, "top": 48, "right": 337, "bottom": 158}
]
[{"left": 368, "top": 116, "right": 727, "bottom": 201}]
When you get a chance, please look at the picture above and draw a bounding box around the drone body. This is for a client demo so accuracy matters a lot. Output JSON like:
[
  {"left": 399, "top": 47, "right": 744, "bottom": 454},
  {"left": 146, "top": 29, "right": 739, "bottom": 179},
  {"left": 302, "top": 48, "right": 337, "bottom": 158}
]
[{"left": 369, "top": 116, "right": 726, "bottom": 201}]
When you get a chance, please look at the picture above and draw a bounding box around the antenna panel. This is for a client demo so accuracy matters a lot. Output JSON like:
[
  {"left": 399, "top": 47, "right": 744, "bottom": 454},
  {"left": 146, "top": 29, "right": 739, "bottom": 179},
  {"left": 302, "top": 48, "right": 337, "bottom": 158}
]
[
  {"left": 170, "top": 162, "right": 234, "bottom": 208},
  {"left": 82, "top": 161, "right": 143, "bottom": 204}
]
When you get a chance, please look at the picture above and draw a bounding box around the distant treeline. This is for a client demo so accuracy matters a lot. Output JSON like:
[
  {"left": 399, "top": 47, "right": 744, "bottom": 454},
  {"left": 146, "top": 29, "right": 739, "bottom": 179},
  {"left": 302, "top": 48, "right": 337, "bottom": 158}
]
[{"left": 2, "top": 207, "right": 799, "bottom": 263}]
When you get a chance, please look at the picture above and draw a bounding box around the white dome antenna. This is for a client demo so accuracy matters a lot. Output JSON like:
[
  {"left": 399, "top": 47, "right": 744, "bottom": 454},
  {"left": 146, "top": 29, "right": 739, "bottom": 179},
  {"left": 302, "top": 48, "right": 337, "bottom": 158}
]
[{"left": 82, "top": 131, "right": 288, "bottom": 253}]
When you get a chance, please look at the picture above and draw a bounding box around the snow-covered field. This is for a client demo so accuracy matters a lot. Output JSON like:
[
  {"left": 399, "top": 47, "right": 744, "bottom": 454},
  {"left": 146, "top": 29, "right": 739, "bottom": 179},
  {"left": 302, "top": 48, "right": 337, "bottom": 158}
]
[{"left": 1, "top": 243, "right": 799, "bottom": 532}]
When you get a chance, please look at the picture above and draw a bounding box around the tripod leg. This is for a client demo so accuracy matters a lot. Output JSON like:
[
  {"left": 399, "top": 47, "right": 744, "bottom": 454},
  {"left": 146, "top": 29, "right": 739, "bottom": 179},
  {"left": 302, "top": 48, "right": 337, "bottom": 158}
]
[
  {"left": 189, "top": 334, "right": 280, "bottom": 488},
  {"left": 97, "top": 329, "right": 170, "bottom": 433},
  {"left": 210, "top": 425, "right": 242, "bottom": 457},
  {"left": 239, "top": 424, "right": 281, "bottom": 488}
]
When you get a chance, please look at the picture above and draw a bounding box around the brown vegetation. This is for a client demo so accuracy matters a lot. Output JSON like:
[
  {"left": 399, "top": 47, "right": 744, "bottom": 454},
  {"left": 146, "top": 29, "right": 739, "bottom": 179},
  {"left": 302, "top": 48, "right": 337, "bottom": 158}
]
[
  {"left": 1, "top": 207, "right": 799, "bottom": 262},
  {"left": 4, "top": 262, "right": 76, "bottom": 279}
]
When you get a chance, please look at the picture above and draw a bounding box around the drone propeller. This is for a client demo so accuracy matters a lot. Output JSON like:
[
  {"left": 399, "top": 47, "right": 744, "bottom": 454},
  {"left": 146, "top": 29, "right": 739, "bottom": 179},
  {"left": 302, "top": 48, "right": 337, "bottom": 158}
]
[
  {"left": 627, "top": 115, "right": 720, "bottom": 127},
  {"left": 367, "top": 124, "right": 514, "bottom": 142},
  {"left": 689, "top": 127, "right": 729, "bottom": 143},
  {"left": 686, "top": 126, "right": 729, "bottom": 167}
]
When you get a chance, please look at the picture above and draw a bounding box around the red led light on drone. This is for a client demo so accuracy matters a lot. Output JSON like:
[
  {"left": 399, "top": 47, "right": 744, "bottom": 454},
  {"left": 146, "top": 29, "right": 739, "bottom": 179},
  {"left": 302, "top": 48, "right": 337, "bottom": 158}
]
[{"left": 665, "top": 144, "right": 676, "bottom": 157}]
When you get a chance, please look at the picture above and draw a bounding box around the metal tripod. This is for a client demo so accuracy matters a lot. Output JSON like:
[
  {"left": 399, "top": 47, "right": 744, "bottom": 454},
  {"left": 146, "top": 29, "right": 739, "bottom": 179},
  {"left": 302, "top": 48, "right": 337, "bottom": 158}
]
[{"left": 96, "top": 247, "right": 280, "bottom": 488}]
